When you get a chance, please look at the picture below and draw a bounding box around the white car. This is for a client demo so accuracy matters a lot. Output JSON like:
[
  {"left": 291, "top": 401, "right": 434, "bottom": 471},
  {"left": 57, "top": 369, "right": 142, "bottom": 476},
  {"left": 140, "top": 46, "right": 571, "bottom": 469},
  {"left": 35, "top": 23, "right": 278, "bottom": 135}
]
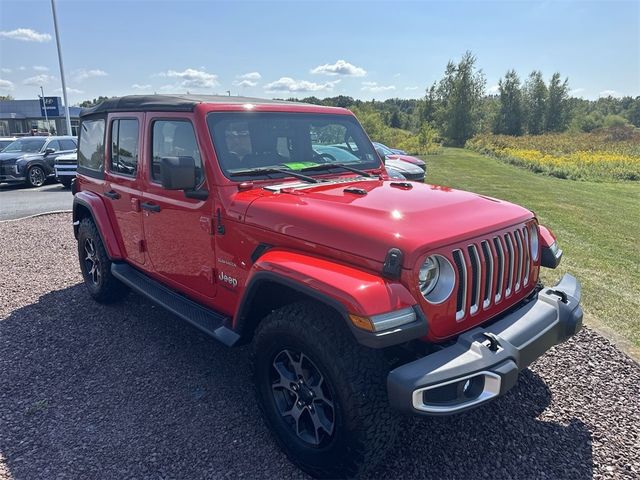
[{"left": 54, "top": 151, "right": 77, "bottom": 188}]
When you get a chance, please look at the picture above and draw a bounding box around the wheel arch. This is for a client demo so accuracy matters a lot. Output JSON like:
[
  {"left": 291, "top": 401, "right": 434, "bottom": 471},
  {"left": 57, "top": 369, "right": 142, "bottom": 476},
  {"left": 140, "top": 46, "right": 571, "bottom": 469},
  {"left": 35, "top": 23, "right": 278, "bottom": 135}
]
[{"left": 73, "top": 192, "right": 123, "bottom": 259}]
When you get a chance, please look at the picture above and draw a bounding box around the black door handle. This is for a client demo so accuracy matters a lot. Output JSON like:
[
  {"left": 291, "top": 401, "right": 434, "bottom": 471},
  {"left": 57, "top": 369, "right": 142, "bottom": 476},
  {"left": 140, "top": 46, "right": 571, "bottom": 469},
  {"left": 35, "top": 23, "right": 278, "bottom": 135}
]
[
  {"left": 104, "top": 190, "right": 121, "bottom": 200},
  {"left": 141, "top": 201, "right": 161, "bottom": 213}
]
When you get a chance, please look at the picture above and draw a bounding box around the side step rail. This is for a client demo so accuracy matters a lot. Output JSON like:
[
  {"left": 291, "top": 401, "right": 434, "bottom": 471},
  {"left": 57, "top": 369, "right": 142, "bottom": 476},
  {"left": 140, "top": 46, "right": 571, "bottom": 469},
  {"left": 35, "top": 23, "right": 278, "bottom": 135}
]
[{"left": 111, "top": 262, "right": 240, "bottom": 347}]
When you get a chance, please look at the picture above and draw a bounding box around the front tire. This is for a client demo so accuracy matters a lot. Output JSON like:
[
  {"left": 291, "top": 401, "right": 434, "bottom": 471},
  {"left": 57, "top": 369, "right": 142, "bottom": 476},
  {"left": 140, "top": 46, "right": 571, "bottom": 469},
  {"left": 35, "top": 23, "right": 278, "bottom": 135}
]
[
  {"left": 252, "top": 301, "right": 398, "bottom": 478},
  {"left": 26, "top": 165, "right": 46, "bottom": 187},
  {"left": 77, "top": 218, "right": 128, "bottom": 303}
]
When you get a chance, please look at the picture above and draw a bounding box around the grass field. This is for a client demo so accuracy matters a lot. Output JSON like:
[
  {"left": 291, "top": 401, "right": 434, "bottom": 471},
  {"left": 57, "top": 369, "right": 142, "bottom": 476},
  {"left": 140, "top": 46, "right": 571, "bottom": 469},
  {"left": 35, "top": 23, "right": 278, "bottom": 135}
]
[
  {"left": 466, "top": 129, "right": 640, "bottom": 182},
  {"left": 422, "top": 148, "right": 640, "bottom": 356}
]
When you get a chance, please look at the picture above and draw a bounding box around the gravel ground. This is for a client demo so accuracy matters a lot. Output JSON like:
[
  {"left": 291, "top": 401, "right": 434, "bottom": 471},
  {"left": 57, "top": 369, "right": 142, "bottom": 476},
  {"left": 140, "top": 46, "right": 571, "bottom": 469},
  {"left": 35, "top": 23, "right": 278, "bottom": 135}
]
[{"left": 0, "top": 213, "right": 638, "bottom": 479}]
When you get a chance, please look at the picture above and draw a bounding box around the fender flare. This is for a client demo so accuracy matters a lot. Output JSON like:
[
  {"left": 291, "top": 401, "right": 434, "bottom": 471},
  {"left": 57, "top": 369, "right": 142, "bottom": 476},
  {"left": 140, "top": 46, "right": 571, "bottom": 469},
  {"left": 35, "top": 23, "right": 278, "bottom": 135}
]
[
  {"left": 73, "top": 191, "right": 123, "bottom": 259},
  {"left": 234, "top": 249, "right": 425, "bottom": 348}
]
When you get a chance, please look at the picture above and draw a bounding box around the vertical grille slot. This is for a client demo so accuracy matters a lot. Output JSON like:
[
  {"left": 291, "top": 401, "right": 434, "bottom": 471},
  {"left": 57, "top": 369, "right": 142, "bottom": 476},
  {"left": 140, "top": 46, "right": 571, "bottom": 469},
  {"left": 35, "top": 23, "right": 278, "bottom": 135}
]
[
  {"left": 452, "top": 250, "right": 466, "bottom": 321},
  {"left": 504, "top": 233, "right": 515, "bottom": 297},
  {"left": 481, "top": 240, "right": 493, "bottom": 309},
  {"left": 467, "top": 245, "right": 481, "bottom": 315},
  {"left": 493, "top": 237, "right": 504, "bottom": 302},
  {"left": 522, "top": 227, "right": 531, "bottom": 285},
  {"left": 514, "top": 230, "right": 524, "bottom": 292}
]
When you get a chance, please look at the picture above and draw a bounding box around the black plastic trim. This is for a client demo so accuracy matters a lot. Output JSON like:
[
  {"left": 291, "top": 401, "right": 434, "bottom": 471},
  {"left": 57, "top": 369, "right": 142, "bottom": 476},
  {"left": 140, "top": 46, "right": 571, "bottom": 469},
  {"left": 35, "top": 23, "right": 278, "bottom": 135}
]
[
  {"left": 541, "top": 245, "right": 563, "bottom": 269},
  {"left": 250, "top": 243, "right": 273, "bottom": 263}
]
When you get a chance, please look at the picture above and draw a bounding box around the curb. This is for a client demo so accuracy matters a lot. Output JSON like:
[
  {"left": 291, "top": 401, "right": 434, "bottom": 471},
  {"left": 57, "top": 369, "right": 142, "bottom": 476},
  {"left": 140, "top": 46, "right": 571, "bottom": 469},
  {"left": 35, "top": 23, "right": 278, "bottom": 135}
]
[{"left": 0, "top": 210, "right": 72, "bottom": 223}]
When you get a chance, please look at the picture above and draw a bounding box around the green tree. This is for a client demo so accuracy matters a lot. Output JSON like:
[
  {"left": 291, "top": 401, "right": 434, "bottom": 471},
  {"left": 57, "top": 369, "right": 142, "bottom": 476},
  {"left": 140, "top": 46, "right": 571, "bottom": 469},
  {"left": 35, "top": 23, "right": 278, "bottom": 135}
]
[
  {"left": 523, "top": 71, "right": 547, "bottom": 135},
  {"left": 546, "top": 73, "right": 570, "bottom": 132},
  {"left": 389, "top": 110, "right": 401, "bottom": 128},
  {"left": 493, "top": 70, "right": 524, "bottom": 135},
  {"left": 434, "top": 51, "right": 486, "bottom": 146},
  {"left": 78, "top": 96, "right": 110, "bottom": 108}
]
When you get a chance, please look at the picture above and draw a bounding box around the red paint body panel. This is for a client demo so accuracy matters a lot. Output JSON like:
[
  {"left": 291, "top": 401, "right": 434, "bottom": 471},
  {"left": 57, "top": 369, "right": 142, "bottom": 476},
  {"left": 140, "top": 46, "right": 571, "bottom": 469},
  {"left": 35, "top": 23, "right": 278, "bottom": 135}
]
[
  {"left": 74, "top": 189, "right": 123, "bottom": 259},
  {"left": 538, "top": 225, "right": 556, "bottom": 247},
  {"left": 239, "top": 249, "right": 417, "bottom": 323},
  {"left": 75, "top": 98, "right": 548, "bottom": 345},
  {"left": 387, "top": 153, "right": 425, "bottom": 167}
]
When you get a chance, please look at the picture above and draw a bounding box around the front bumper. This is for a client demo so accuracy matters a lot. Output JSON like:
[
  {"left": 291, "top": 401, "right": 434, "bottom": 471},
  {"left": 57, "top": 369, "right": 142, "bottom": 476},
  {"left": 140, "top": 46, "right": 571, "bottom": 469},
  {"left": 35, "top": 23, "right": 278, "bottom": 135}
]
[{"left": 387, "top": 274, "right": 582, "bottom": 415}]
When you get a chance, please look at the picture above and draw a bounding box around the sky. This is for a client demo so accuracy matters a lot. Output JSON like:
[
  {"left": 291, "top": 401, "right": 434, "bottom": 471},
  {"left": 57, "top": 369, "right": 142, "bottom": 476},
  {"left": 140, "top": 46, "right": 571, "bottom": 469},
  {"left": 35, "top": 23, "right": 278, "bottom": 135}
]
[{"left": 0, "top": 0, "right": 638, "bottom": 106}]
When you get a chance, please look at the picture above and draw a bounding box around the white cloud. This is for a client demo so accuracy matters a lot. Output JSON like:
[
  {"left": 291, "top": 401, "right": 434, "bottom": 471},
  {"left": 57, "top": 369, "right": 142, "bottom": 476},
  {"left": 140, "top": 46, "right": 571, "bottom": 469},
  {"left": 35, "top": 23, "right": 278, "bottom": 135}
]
[
  {"left": 1, "top": 68, "right": 11, "bottom": 74},
  {"left": 73, "top": 69, "right": 108, "bottom": 82},
  {"left": 23, "top": 74, "right": 55, "bottom": 86},
  {"left": 159, "top": 68, "right": 219, "bottom": 89},
  {"left": 487, "top": 84, "right": 500, "bottom": 94},
  {"left": 233, "top": 71, "right": 262, "bottom": 87},
  {"left": 238, "top": 72, "right": 261, "bottom": 81},
  {"left": 311, "top": 60, "right": 366, "bottom": 77},
  {"left": 361, "top": 81, "right": 396, "bottom": 93},
  {"left": 0, "top": 28, "right": 51, "bottom": 42},
  {"left": 599, "top": 89, "right": 620, "bottom": 98},
  {"left": 405, "top": 86, "right": 419, "bottom": 91},
  {"left": 264, "top": 77, "right": 340, "bottom": 93},
  {"left": 132, "top": 83, "right": 152, "bottom": 90},
  {"left": 55, "top": 87, "right": 84, "bottom": 94},
  {"left": 32, "top": 65, "right": 49, "bottom": 72},
  {"left": 18, "top": 66, "right": 26, "bottom": 71},
  {"left": 0, "top": 79, "right": 15, "bottom": 91}
]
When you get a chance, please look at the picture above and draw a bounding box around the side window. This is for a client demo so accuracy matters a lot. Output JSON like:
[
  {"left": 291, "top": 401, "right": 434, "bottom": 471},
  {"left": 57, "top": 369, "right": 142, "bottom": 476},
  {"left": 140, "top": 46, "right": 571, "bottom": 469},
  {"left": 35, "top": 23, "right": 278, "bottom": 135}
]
[
  {"left": 78, "top": 118, "right": 105, "bottom": 174},
  {"left": 60, "top": 139, "right": 77, "bottom": 151},
  {"left": 151, "top": 120, "right": 203, "bottom": 184},
  {"left": 110, "top": 119, "right": 139, "bottom": 177},
  {"left": 46, "top": 140, "right": 61, "bottom": 152}
]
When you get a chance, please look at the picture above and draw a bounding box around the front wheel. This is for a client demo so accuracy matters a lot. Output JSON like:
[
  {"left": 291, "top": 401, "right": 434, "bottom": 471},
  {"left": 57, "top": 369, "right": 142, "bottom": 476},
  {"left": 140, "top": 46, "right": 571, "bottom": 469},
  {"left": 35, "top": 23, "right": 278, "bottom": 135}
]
[
  {"left": 252, "top": 301, "right": 398, "bottom": 478},
  {"left": 26, "top": 165, "right": 46, "bottom": 187}
]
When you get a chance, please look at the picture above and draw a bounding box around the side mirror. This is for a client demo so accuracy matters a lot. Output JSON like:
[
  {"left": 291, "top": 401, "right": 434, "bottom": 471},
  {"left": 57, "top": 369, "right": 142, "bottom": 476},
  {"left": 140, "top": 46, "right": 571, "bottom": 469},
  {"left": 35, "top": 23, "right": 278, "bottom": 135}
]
[
  {"left": 44, "top": 147, "right": 56, "bottom": 155},
  {"left": 160, "top": 156, "right": 196, "bottom": 190}
]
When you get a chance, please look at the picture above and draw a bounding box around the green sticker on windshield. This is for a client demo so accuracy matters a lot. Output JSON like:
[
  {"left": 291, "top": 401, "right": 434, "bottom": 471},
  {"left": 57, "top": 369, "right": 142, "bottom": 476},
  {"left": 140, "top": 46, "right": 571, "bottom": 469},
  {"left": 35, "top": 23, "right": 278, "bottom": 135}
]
[{"left": 282, "top": 162, "right": 320, "bottom": 170}]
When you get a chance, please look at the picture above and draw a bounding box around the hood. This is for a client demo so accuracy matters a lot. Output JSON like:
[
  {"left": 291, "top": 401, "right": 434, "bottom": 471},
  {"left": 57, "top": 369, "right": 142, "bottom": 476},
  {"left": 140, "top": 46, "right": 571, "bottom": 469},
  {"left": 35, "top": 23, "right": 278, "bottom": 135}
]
[
  {"left": 0, "top": 152, "right": 40, "bottom": 164},
  {"left": 241, "top": 177, "right": 533, "bottom": 268},
  {"left": 387, "top": 154, "right": 425, "bottom": 167},
  {"left": 384, "top": 157, "right": 424, "bottom": 174}
]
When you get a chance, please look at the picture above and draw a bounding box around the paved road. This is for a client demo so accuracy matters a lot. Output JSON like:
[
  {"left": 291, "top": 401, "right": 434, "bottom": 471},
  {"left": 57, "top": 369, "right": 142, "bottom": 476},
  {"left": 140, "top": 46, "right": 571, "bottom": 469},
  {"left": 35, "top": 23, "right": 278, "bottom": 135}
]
[{"left": 0, "top": 182, "right": 72, "bottom": 221}]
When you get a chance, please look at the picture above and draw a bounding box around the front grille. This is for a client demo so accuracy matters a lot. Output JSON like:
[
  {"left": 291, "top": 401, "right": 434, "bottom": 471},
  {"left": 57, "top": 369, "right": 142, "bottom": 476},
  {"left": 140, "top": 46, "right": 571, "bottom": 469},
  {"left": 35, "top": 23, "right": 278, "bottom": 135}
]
[
  {"left": 55, "top": 159, "right": 77, "bottom": 165},
  {"left": 453, "top": 224, "right": 535, "bottom": 322}
]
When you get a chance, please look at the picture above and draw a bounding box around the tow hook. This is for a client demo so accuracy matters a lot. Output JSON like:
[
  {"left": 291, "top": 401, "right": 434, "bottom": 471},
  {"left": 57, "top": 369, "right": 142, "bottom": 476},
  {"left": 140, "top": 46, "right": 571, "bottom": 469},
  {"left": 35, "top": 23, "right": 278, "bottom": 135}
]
[
  {"left": 482, "top": 332, "right": 501, "bottom": 352},
  {"left": 549, "top": 289, "right": 568, "bottom": 303}
]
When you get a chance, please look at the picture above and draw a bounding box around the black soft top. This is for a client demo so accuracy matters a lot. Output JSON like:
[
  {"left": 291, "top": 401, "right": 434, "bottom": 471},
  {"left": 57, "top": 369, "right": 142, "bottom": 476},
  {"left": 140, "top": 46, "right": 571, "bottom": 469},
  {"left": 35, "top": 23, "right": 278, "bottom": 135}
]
[{"left": 80, "top": 94, "right": 306, "bottom": 117}]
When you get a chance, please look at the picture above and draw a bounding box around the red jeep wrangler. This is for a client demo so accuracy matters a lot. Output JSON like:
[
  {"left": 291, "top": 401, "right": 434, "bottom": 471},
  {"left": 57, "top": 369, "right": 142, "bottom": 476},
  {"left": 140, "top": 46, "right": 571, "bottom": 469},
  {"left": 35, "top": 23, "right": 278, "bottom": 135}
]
[{"left": 72, "top": 95, "right": 582, "bottom": 478}]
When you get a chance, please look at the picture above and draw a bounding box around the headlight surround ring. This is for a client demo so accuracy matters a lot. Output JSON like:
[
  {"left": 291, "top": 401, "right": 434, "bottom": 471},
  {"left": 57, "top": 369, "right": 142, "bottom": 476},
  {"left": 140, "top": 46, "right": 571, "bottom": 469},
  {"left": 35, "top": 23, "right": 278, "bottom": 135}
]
[{"left": 418, "top": 254, "right": 456, "bottom": 304}]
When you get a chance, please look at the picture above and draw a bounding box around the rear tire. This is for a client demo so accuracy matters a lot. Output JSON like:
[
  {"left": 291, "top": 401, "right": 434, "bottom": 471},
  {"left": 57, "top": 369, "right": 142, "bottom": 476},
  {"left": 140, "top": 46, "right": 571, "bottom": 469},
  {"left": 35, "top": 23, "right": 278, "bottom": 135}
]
[
  {"left": 77, "top": 218, "right": 128, "bottom": 303},
  {"left": 252, "top": 301, "right": 398, "bottom": 478},
  {"left": 60, "top": 178, "right": 72, "bottom": 188}
]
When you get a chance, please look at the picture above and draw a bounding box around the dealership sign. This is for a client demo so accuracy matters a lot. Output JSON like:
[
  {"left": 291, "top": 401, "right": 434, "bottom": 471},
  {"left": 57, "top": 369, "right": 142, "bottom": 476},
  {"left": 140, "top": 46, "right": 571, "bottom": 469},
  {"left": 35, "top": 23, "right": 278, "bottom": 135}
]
[{"left": 40, "top": 96, "right": 60, "bottom": 117}]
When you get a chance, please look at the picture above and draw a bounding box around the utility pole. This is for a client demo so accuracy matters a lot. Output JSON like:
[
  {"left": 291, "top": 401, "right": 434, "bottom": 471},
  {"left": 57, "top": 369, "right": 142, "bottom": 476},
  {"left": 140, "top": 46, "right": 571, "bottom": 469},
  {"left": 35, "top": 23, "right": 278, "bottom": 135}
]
[
  {"left": 40, "top": 86, "right": 49, "bottom": 133},
  {"left": 51, "top": 0, "right": 72, "bottom": 136}
]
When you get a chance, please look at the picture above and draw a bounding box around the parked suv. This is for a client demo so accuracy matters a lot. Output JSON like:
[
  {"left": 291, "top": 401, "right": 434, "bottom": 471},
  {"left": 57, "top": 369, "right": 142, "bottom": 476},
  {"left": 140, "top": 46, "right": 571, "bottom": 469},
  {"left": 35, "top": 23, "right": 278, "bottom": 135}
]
[
  {"left": 0, "top": 135, "right": 77, "bottom": 187},
  {"left": 73, "top": 95, "right": 581, "bottom": 478}
]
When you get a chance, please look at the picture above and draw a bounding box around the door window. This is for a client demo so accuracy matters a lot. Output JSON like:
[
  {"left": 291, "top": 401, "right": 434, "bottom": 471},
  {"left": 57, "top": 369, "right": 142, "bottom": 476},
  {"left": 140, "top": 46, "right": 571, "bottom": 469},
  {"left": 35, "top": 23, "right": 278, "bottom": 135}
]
[
  {"left": 151, "top": 120, "right": 203, "bottom": 184},
  {"left": 60, "top": 139, "right": 77, "bottom": 151},
  {"left": 78, "top": 118, "right": 105, "bottom": 174},
  {"left": 46, "top": 140, "right": 61, "bottom": 152},
  {"left": 110, "top": 119, "right": 139, "bottom": 177}
]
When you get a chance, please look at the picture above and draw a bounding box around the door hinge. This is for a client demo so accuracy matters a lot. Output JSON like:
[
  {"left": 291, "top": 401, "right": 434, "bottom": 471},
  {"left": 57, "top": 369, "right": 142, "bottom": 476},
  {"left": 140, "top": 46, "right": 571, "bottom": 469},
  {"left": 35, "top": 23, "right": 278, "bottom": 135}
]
[
  {"left": 138, "top": 239, "right": 146, "bottom": 252},
  {"left": 216, "top": 208, "right": 225, "bottom": 235}
]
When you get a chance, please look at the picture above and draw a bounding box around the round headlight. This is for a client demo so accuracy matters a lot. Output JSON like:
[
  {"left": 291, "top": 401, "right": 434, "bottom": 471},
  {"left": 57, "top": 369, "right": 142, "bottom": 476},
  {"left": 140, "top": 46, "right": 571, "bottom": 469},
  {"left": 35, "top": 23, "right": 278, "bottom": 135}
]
[
  {"left": 419, "top": 256, "right": 440, "bottom": 295},
  {"left": 418, "top": 255, "right": 456, "bottom": 303},
  {"left": 530, "top": 225, "right": 539, "bottom": 261}
]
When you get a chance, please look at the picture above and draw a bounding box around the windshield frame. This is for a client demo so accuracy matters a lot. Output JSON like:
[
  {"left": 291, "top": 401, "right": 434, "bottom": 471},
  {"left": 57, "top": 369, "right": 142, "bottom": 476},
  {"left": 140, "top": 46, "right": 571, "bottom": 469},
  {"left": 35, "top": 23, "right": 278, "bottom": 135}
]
[
  {"left": 206, "top": 111, "right": 382, "bottom": 182},
  {"left": 3, "top": 138, "right": 47, "bottom": 154}
]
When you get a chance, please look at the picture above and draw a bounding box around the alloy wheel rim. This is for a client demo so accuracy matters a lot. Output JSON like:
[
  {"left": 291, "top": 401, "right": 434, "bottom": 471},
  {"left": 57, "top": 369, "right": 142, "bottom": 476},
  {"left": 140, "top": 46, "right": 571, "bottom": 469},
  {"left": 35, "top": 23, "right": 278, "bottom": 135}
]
[
  {"left": 30, "top": 167, "right": 45, "bottom": 186},
  {"left": 84, "top": 238, "right": 101, "bottom": 285},
  {"left": 270, "top": 348, "right": 335, "bottom": 446}
]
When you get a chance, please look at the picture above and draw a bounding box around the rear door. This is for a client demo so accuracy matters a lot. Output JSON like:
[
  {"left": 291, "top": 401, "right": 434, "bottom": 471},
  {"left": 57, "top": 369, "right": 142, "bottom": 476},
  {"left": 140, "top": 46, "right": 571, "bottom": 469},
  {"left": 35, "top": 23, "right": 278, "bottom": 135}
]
[
  {"left": 103, "top": 113, "right": 145, "bottom": 265},
  {"left": 140, "top": 114, "right": 217, "bottom": 301}
]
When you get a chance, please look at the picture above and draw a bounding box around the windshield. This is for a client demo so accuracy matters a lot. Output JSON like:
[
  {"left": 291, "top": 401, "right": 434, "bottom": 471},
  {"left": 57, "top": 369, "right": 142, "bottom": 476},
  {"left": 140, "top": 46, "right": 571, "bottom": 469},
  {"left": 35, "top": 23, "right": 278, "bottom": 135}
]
[
  {"left": 3, "top": 138, "right": 46, "bottom": 153},
  {"left": 207, "top": 112, "right": 381, "bottom": 180}
]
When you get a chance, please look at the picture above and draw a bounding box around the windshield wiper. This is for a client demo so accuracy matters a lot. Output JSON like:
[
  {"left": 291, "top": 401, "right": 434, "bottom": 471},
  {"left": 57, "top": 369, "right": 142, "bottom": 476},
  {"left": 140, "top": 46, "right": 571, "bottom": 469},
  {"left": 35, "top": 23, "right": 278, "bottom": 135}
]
[
  {"left": 229, "top": 166, "right": 320, "bottom": 183},
  {"left": 299, "top": 163, "right": 374, "bottom": 177}
]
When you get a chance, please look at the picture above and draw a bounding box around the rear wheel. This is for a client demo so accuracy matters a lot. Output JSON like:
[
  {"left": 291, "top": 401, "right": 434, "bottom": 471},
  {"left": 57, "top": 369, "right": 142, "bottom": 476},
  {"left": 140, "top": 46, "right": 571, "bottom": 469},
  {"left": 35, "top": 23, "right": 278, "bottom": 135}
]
[
  {"left": 77, "top": 218, "right": 128, "bottom": 303},
  {"left": 252, "top": 301, "right": 398, "bottom": 478},
  {"left": 60, "top": 178, "right": 72, "bottom": 188},
  {"left": 26, "top": 165, "right": 46, "bottom": 187}
]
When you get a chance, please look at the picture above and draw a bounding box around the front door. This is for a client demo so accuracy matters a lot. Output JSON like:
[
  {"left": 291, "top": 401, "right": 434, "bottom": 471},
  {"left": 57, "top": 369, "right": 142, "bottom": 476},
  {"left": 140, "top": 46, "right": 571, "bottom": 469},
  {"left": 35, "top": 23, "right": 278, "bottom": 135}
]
[
  {"left": 103, "top": 114, "right": 145, "bottom": 265},
  {"left": 141, "top": 116, "right": 217, "bottom": 301}
]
